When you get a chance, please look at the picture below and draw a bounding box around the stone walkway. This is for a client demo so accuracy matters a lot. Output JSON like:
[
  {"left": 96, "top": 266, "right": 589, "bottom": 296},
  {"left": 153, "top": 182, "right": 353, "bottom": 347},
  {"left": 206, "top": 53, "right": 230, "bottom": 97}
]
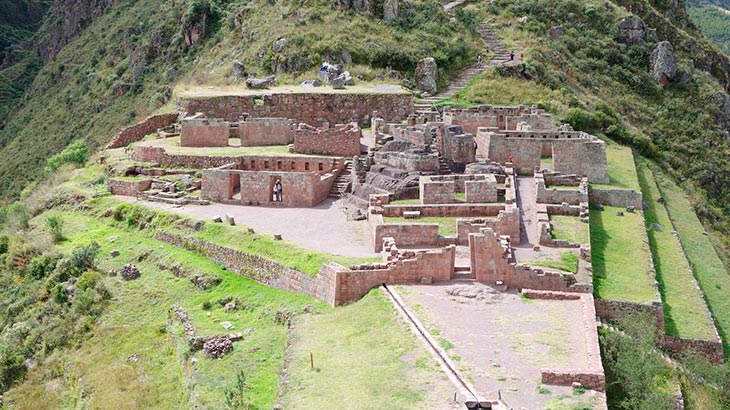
[{"left": 115, "top": 196, "right": 378, "bottom": 258}]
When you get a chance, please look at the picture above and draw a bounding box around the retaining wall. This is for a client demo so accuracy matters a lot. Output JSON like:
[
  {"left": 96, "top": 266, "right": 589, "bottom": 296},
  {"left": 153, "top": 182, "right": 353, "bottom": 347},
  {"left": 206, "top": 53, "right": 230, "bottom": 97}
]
[
  {"left": 107, "top": 112, "right": 179, "bottom": 149},
  {"left": 589, "top": 188, "right": 643, "bottom": 208},
  {"left": 106, "top": 178, "right": 152, "bottom": 196}
]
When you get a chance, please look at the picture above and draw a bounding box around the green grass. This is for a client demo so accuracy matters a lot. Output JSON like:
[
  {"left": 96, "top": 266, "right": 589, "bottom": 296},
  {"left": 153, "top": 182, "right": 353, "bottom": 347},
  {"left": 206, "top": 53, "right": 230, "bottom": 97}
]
[
  {"left": 454, "top": 191, "right": 466, "bottom": 201},
  {"left": 590, "top": 143, "right": 641, "bottom": 191},
  {"left": 279, "top": 289, "right": 448, "bottom": 409},
  {"left": 6, "top": 210, "right": 326, "bottom": 409},
  {"left": 382, "top": 216, "right": 459, "bottom": 236},
  {"left": 523, "top": 251, "right": 578, "bottom": 274},
  {"left": 636, "top": 160, "right": 717, "bottom": 340},
  {"left": 550, "top": 215, "right": 590, "bottom": 245},
  {"left": 650, "top": 164, "right": 730, "bottom": 355},
  {"left": 140, "top": 138, "right": 301, "bottom": 157},
  {"left": 388, "top": 198, "right": 421, "bottom": 205},
  {"left": 590, "top": 206, "right": 658, "bottom": 303},
  {"left": 540, "top": 156, "right": 553, "bottom": 169}
]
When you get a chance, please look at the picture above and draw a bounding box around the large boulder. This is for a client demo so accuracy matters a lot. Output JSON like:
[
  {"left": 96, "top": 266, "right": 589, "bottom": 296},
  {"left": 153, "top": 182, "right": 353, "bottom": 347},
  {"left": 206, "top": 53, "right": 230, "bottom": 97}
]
[
  {"left": 332, "top": 75, "right": 345, "bottom": 89},
  {"left": 649, "top": 41, "right": 678, "bottom": 87},
  {"left": 618, "top": 15, "right": 655, "bottom": 45},
  {"left": 415, "top": 57, "right": 438, "bottom": 93},
  {"left": 246, "top": 75, "right": 276, "bottom": 89},
  {"left": 383, "top": 0, "right": 398, "bottom": 21},
  {"left": 231, "top": 60, "right": 246, "bottom": 79}
]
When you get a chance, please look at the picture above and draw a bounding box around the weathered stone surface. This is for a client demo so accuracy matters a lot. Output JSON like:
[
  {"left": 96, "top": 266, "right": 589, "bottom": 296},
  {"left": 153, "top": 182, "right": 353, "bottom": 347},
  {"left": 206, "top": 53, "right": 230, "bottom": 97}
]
[
  {"left": 649, "top": 41, "right": 678, "bottom": 87},
  {"left": 618, "top": 15, "right": 653, "bottom": 45},
  {"left": 300, "top": 79, "right": 321, "bottom": 87},
  {"left": 341, "top": 49, "right": 353, "bottom": 65},
  {"left": 383, "top": 0, "right": 398, "bottom": 20},
  {"left": 203, "top": 336, "right": 233, "bottom": 358},
  {"left": 549, "top": 25, "right": 564, "bottom": 38},
  {"left": 331, "top": 75, "right": 345, "bottom": 89},
  {"left": 120, "top": 263, "right": 141, "bottom": 280},
  {"left": 415, "top": 57, "right": 438, "bottom": 93},
  {"left": 272, "top": 38, "right": 287, "bottom": 52},
  {"left": 110, "top": 249, "right": 120, "bottom": 257},
  {"left": 711, "top": 91, "right": 730, "bottom": 140},
  {"left": 245, "top": 75, "right": 276, "bottom": 89},
  {"left": 232, "top": 60, "right": 246, "bottom": 79}
]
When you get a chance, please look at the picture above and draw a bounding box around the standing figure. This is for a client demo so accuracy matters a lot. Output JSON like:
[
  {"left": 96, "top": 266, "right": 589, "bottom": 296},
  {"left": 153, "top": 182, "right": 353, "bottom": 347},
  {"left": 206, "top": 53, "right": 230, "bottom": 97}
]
[
  {"left": 477, "top": 55, "right": 483, "bottom": 68},
  {"left": 509, "top": 51, "right": 515, "bottom": 61},
  {"left": 274, "top": 179, "right": 283, "bottom": 202}
]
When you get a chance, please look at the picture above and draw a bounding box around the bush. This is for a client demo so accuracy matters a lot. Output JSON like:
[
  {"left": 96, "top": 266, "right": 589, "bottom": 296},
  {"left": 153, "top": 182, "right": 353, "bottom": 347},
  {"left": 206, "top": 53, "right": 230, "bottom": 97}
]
[
  {"left": 76, "top": 270, "right": 101, "bottom": 291},
  {"left": 44, "top": 140, "right": 89, "bottom": 174},
  {"left": 46, "top": 215, "right": 64, "bottom": 243},
  {"left": 562, "top": 108, "right": 593, "bottom": 131},
  {"left": 52, "top": 284, "right": 68, "bottom": 304},
  {"left": 27, "top": 255, "right": 59, "bottom": 280},
  {"left": 0, "top": 235, "right": 8, "bottom": 255},
  {"left": 6, "top": 202, "right": 29, "bottom": 230},
  {"left": 59, "top": 241, "right": 100, "bottom": 279}
]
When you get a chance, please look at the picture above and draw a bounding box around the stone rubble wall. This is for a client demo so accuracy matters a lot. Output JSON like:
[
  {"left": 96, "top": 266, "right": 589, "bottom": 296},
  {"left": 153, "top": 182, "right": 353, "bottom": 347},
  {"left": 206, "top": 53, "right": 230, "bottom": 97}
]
[
  {"left": 594, "top": 299, "right": 666, "bottom": 334},
  {"left": 237, "top": 118, "right": 296, "bottom": 146},
  {"left": 369, "top": 213, "right": 440, "bottom": 252},
  {"left": 465, "top": 179, "right": 498, "bottom": 203},
  {"left": 176, "top": 92, "right": 413, "bottom": 126},
  {"left": 443, "top": 104, "right": 552, "bottom": 135},
  {"left": 419, "top": 178, "right": 455, "bottom": 204},
  {"left": 107, "top": 112, "right": 179, "bottom": 149},
  {"left": 180, "top": 118, "right": 230, "bottom": 147},
  {"left": 106, "top": 178, "right": 152, "bottom": 196},
  {"left": 427, "top": 173, "right": 503, "bottom": 192},
  {"left": 373, "top": 150, "right": 440, "bottom": 173},
  {"left": 441, "top": 132, "right": 476, "bottom": 173},
  {"left": 540, "top": 371, "right": 605, "bottom": 392},
  {"left": 391, "top": 126, "right": 430, "bottom": 145},
  {"left": 457, "top": 207, "right": 521, "bottom": 244},
  {"left": 381, "top": 203, "right": 506, "bottom": 218},
  {"left": 659, "top": 335, "right": 724, "bottom": 364},
  {"left": 294, "top": 122, "right": 361, "bottom": 157},
  {"left": 589, "top": 188, "right": 643, "bottom": 209}
]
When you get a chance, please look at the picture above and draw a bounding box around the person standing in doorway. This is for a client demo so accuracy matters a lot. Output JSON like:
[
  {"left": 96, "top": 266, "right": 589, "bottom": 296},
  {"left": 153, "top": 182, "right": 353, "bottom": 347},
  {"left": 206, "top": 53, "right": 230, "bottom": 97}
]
[{"left": 274, "top": 179, "right": 283, "bottom": 202}]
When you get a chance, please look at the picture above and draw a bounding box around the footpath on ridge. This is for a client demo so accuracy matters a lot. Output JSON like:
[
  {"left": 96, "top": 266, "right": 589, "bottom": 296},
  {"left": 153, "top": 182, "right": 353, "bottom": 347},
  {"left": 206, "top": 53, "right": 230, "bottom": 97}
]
[{"left": 415, "top": 21, "right": 514, "bottom": 113}]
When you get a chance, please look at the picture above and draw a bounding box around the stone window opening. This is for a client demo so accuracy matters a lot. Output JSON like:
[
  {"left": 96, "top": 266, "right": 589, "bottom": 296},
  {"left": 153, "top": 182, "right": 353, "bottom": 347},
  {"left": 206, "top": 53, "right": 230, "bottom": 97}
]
[
  {"left": 318, "top": 162, "right": 324, "bottom": 171},
  {"left": 277, "top": 161, "right": 282, "bottom": 170},
  {"left": 305, "top": 162, "right": 310, "bottom": 171}
]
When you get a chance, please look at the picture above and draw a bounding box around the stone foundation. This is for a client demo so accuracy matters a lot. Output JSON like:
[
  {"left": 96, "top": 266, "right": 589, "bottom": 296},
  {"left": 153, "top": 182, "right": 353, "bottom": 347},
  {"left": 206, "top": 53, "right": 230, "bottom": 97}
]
[
  {"left": 237, "top": 117, "right": 296, "bottom": 146},
  {"left": 589, "top": 188, "right": 643, "bottom": 208},
  {"left": 443, "top": 104, "right": 553, "bottom": 135},
  {"left": 106, "top": 178, "right": 152, "bottom": 196},
  {"left": 107, "top": 112, "right": 179, "bottom": 149},
  {"left": 180, "top": 117, "right": 230, "bottom": 147},
  {"left": 294, "top": 122, "right": 361, "bottom": 157}
]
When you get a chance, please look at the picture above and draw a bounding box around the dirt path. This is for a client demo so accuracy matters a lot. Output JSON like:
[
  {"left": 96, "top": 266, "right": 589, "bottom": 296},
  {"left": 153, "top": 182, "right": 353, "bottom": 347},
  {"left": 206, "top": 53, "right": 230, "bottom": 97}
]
[
  {"left": 115, "top": 196, "right": 377, "bottom": 257},
  {"left": 397, "top": 282, "right": 607, "bottom": 410}
]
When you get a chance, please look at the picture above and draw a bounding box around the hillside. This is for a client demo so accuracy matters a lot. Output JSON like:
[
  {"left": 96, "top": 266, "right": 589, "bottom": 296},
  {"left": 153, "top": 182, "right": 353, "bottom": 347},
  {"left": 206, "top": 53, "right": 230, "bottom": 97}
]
[
  {"left": 1, "top": 0, "right": 730, "bottom": 408},
  {"left": 686, "top": 0, "right": 730, "bottom": 54}
]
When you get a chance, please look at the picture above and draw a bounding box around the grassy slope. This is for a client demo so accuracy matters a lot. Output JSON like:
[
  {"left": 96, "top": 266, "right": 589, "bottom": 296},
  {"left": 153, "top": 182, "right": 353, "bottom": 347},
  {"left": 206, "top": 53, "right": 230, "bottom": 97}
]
[
  {"left": 550, "top": 215, "right": 590, "bottom": 245},
  {"left": 636, "top": 159, "right": 716, "bottom": 340},
  {"left": 592, "top": 143, "right": 641, "bottom": 191},
  {"left": 686, "top": 1, "right": 730, "bottom": 54},
  {"left": 590, "top": 205, "right": 657, "bottom": 303},
  {"left": 651, "top": 164, "right": 730, "bottom": 355},
  {"left": 280, "top": 289, "right": 452, "bottom": 409}
]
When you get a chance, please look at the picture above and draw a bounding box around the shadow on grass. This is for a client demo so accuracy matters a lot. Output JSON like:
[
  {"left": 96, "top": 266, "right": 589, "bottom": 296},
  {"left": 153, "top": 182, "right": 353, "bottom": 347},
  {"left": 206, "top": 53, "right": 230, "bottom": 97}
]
[{"left": 589, "top": 208, "right": 608, "bottom": 294}]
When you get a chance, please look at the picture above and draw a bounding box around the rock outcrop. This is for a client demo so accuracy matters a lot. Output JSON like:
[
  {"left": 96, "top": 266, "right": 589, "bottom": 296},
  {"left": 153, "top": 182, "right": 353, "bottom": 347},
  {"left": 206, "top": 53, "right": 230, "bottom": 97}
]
[
  {"left": 415, "top": 57, "right": 438, "bottom": 93},
  {"left": 649, "top": 41, "right": 678, "bottom": 87},
  {"left": 246, "top": 75, "right": 276, "bottom": 89},
  {"left": 383, "top": 0, "right": 398, "bottom": 21},
  {"left": 618, "top": 15, "right": 656, "bottom": 45}
]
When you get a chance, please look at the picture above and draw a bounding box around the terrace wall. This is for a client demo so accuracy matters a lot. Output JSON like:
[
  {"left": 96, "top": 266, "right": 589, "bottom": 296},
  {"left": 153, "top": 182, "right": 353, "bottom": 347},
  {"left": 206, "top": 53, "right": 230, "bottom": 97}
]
[
  {"left": 107, "top": 112, "right": 179, "bottom": 149},
  {"left": 237, "top": 117, "right": 296, "bottom": 146},
  {"left": 294, "top": 122, "right": 361, "bottom": 157},
  {"left": 176, "top": 92, "right": 413, "bottom": 126}
]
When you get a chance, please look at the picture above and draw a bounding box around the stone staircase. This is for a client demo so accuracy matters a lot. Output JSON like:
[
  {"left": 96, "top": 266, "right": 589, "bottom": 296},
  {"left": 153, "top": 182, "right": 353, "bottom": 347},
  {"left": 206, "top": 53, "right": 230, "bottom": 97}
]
[
  {"left": 329, "top": 160, "right": 353, "bottom": 199},
  {"left": 416, "top": 22, "right": 512, "bottom": 109},
  {"left": 438, "top": 152, "right": 452, "bottom": 175},
  {"left": 453, "top": 265, "right": 475, "bottom": 281}
]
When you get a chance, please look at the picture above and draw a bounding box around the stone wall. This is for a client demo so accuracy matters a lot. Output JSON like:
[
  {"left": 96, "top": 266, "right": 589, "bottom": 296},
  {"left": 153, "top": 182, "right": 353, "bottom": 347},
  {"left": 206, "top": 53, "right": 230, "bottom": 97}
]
[
  {"left": 478, "top": 130, "right": 609, "bottom": 183},
  {"left": 442, "top": 131, "right": 476, "bottom": 173},
  {"left": 589, "top": 188, "right": 643, "bottom": 208},
  {"left": 419, "top": 177, "right": 455, "bottom": 204},
  {"left": 370, "top": 213, "right": 440, "bottom": 251},
  {"left": 294, "top": 122, "right": 361, "bottom": 157},
  {"left": 202, "top": 167, "right": 338, "bottom": 207},
  {"left": 443, "top": 105, "right": 552, "bottom": 135},
  {"left": 469, "top": 227, "right": 591, "bottom": 292},
  {"left": 381, "top": 203, "right": 505, "bottom": 218},
  {"left": 373, "top": 150, "right": 440, "bottom": 173},
  {"left": 541, "top": 371, "right": 605, "bottom": 392},
  {"left": 594, "top": 299, "right": 665, "bottom": 332},
  {"left": 659, "top": 335, "right": 724, "bottom": 364},
  {"left": 107, "top": 112, "right": 179, "bottom": 149},
  {"left": 176, "top": 92, "right": 413, "bottom": 126},
  {"left": 536, "top": 175, "right": 588, "bottom": 205},
  {"left": 237, "top": 117, "right": 295, "bottom": 146},
  {"left": 457, "top": 207, "right": 521, "bottom": 244},
  {"left": 391, "top": 125, "right": 432, "bottom": 145},
  {"left": 106, "top": 178, "right": 152, "bottom": 196},
  {"left": 133, "top": 145, "right": 341, "bottom": 174},
  {"left": 465, "top": 179, "right": 497, "bottom": 203},
  {"left": 180, "top": 117, "right": 230, "bottom": 147}
]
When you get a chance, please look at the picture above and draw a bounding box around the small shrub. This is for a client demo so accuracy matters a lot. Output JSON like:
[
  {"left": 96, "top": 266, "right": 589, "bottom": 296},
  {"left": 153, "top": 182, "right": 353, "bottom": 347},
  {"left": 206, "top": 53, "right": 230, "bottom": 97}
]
[
  {"left": 0, "top": 235, "right": 8, "bottom": 255},
  {"left": 59, "top": 241, "right": 101, "bottom": 278},
  {"left": 202, "top": 300, "right": 212, "bottom": 310},
  {"left": 46, "top": 215, "right": 64, "bottom": 243},
  {"left": 6, "top": 203, "right": 29, "bottom": 230},
  {"left": 28, "top": 255, "right": 59, "bottom": 280},
  {"left": 44, "top": 140, "right": 89, "bottom": 174},
  {"left": 52, "top": 284, "right": 68, "bottom": 304},
  {"left": 76, "top": 270, "right": 102, "bottom": 291}
]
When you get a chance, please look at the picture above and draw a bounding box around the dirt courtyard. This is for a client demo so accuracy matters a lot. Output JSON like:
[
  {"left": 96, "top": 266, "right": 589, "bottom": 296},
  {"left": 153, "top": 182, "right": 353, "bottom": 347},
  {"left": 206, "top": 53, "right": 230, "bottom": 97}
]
[
  {"left": 115, "top": 196, "right": 377, "bottom": 257},
  {"left": 396, "top": 282, "right": 606, "bottom": 410}
]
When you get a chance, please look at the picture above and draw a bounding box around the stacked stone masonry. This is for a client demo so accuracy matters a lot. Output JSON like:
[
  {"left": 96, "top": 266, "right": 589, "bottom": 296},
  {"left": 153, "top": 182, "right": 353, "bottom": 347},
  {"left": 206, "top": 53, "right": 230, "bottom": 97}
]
[
  {"left": 294, "top": 122, "right": 361, "bottom": 157},
  {"left": 107, "top": 112, "right": 179, "bottom": 149},
  {"left": 180, "top": 117, "right": 230, "bottom": 147},
  {"left": 236, "top": 117, "right": 296, "bottom": 146},
  {"left": 106, "top": 178, "right": 152, "bottom": 196},
  {"left": 443, "top": 105, "right": 553, "bottom": 135},
  {"left": 176, "top": 93, "right": 413, "bottom": 126}
]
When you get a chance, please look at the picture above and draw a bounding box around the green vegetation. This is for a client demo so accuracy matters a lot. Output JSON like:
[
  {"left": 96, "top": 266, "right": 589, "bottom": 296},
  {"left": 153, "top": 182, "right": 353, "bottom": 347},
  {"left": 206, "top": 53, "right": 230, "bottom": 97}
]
[
  {"left": 44, "top": 140, "right": 90, "bottom": 174},
  {"left": 550, "top": 215, "right": 590, "bottom": 244},
  {"left": 636, "top": 160, "right": 717, "bottom": 340},
  {"left": 279, "top": 289, "right": 448, "bottom": 409},
  {"left": 143, "top": 138, "right": 296, "bottom": 157},
  {"left": 524, "top": 251, "right": 578, "bottom": 274},
  {"left": 687, "top": 1, "right": 730, "bottom": 54},
  {"left": 590, "top": 143, "right": 641, "bottom": 191},
  {"left": 651, "top": 164, "right": 730, "bottom": 355},
  {"left": 107, "top": 200, "right": 379, "bottom": 276},
  {"left": 590, "top": 206, "right": 658, "bottom": 303},
  {"left": 388, "top": 198, "right": 421, "bottom": 205},
  {"left": 382, "top": 216, "right": 459, "bottom": 236}
]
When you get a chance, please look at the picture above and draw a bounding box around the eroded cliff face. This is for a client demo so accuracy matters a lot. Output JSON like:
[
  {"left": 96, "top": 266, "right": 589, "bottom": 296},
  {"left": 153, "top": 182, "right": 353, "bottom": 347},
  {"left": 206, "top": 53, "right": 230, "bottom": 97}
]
[{"left": 36, "top": 0, "right": 118, "bottom": 63}]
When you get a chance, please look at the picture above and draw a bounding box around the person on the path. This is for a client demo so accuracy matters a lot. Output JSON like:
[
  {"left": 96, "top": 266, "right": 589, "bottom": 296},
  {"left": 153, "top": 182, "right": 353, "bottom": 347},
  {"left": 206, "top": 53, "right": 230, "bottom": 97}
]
[
  {"left": 509, "top": 51, "right": 515, "bottom": 61},
  {"left": 520, "top": 52, "right": 524, "bottom": 61},
  {"left": 477, "top": 55, "right": 483, "bottom": 68}
]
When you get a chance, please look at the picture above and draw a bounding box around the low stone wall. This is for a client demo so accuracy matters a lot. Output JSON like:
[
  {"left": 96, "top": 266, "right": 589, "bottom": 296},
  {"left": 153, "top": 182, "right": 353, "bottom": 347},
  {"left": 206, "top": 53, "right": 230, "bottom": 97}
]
[
  {"left": 176, "top": 92, "right": 413, "bottom": 126},
  {"left": 589, "top": 188, "right": 643, "bottom": 208},
  {"left": 465, "top": 179, "right": 498, "bottom": 203},
  {"left": 420, "top": 178, "right": 454, "bottom": 204},
  {"left": 107, "top": 112, "right": 179, "bottom": 149},
  {"left": 154, "top": 231, "right": 338, "bottom": 305},
  {"left": 106, "top": 178, "right": 152, "bottom": 196},
  {"left": 180, "top": 117, "right": 230, "bottom": 147},
  {"left": 541, "top": 371, "right": 605, "bottom": 392},
  {"left": 381, "top": 203, "right": 505, "bottom": 218},
  {"left": 457, "top": 207, "right": 521, "bottom": 244},
  {"left": 237, "top": 117, "right": 295, "bottom": 146},
  {"left": 536, "top": 175, "right": 588, "bottom": 205},
  {"left": 594, "top": 299, "right": 665, "bottom": 332},
  {"left": 294, "top": 122, "right": 361, "bottom": 157},
  {"left": 370, "top": 213, "right": 440, "bottom": 252},
  {"left": 521, "top": 289, "right": 580, "bottom": 300},
  {"left": 373, "top": 150, "right": 440, "bottom": 173},
  {"left": 659, "top": 335, "right": 724, "bottom": 364}
]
